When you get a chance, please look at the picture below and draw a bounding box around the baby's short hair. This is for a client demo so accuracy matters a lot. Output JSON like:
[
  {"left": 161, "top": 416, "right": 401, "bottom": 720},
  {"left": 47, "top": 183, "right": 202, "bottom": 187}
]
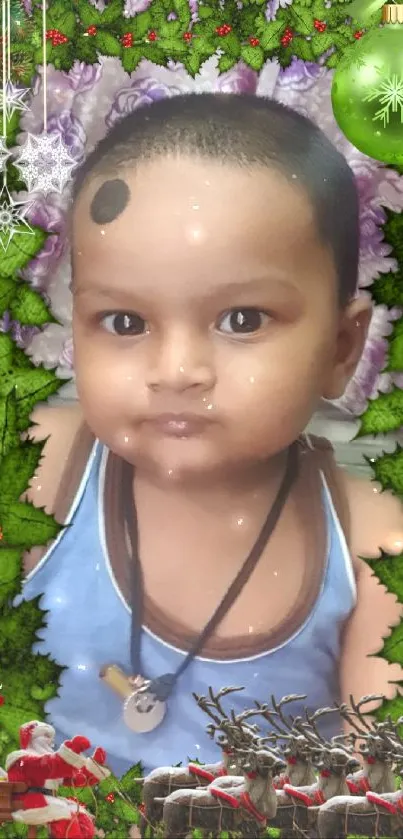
[{"left": 72, "top": 92, "right": 359, "bottom": 307}]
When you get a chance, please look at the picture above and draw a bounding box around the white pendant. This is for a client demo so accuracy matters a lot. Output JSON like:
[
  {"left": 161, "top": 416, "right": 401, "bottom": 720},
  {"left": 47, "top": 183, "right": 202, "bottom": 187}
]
[{"left": 123, "top": 681, "right": 166, "bottom": 733}]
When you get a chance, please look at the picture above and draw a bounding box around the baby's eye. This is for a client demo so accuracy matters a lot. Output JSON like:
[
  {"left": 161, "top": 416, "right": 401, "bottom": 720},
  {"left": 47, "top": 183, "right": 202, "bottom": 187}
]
[
  {"left": 216, "top": 308, "right": 270, "bottom": 335},
  {"left": 100, "top": 312, "right": 148, "bottom": 336}
]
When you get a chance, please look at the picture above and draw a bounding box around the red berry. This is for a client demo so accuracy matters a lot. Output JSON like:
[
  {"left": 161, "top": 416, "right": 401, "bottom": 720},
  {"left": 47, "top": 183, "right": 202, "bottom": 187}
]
[
  {"left": 0, "top": 696, "right": 5, "bottom": 706},
  {"left": 183, "top": 31, "right": 192, "bottom": 42},
  {"left": 122, "top": 32, "right": 133, "bottom": 47},
  {"left": 105, "top": 793, "right": 115, "bottom": 803},
  {"left": 87, "top": 25, "right": 97, "bottom": 36},
  {"left": 353, "top": 29, "right": 363, "bottom": 38},
  {"left": 148, "top": 30, "right": 157, "bottom": 41},
  {"left": 249, "top": 36, "right": 260, "bottom": 46}
]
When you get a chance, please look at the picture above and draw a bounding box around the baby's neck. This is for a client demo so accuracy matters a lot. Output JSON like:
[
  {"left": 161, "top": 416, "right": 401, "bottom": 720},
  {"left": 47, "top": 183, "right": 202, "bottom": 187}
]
[{"left": 133, "top": 449, "right": 289, "bottom": 518}]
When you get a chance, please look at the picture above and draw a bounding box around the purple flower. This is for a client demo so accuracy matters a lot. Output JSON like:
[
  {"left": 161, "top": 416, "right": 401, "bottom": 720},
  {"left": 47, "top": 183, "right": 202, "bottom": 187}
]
[
  {"left": 45, "top": 110, "right": 87, "bottom": 164},
  {"left": 278, "top": 59, "right": 324, "bottom": 93},
  {"left": 0, "top": 311, "right": 40, "bottom": 349},
  {"left": 18, "top": 192, "right": 67, "bottom": 290},
  {"left": 266, "top": 0, "right": 293, "bottom": 20},
  {"left": 21, "top": 0, "right": 32, "bottom": 13},
  {"left": 124, "top": 0, "right": 151, "bottom": 13},
  {"left": 63, "top": 61, "right": 103, "bottom": 95},
  {"left": 106, "top": 78, "right": 182, "bottom": 127},
  {"left": 58, "top": 336, "right": 74, "bottom": 370},
  {"left": 216, "top": 62, "right": 258, "bottom": 95}
]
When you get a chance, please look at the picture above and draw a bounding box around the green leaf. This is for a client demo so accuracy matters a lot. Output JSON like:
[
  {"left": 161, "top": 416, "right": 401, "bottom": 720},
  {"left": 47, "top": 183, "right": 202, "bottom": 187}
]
[
  {"left": 356, "top": 388, "right": 403, "bottom": 437},
  {"left": 258, "top": 19, "right": 284, "bottom": 50},
  {"left": 367, "top": 446, "right": 403, "bottom": 496},
  {"left": 0, "top": 389, "right": 20, "bottom": 456},
  {"left": 374, "top": 688, "right": 403, "bottom": 726},
  {"left": 293, "top": 35, "right": 315, "bottom": 61},
  {"left": 387, "top": 320, "right": 403, "bottom": 372},
  {"left": 99, "top": 0, "right": 125, "bottom": 25},
  {"left": 9, "top": 284, "right": 56, "bottom": 327},
  {"left": 0, "top": 439, "right": 45, "bottom": 501},
  {"left": 121, "top": 46, "right": 145, "bottom": 73},
  {"left": 289, "top": 5, "right": 315, "bottom": 33},
  {"left": 182, "top": 50, "right": 204, "bottom": 76},
  {"left": 311, "top": 31, "right": 337, "bottom": 57},
  {"left": 240, "top": 43, "right": 265, "bottom": 70},
  {"left": 72, "top": 36, "right": 99, "bottom": 65},
  {"left": 0, "top": 547, "right": 22, "bottom": 607},
  {"left": 94, "top": 30, "right": 123, "bottom": 57},
  {"left": 365, "top": 551, "right": 403, "bottom": 600},
  {"left": 218, "top": 53, "right": 238, "bottom": 72},
  {"left": 44, "top": 0, "right": 77, "bottom": 38},
  {"left": 74, "top": 0, "right": 103, "bottom": 27},
  {"left": 0, "top": 276, "right": 17, "bottom": 316},
  {"left": 198, "top": 4, "right": 215, "bottom": 18},
  {"left": 129, "top": 10, "right": 153, "bottom": 38},
  {"left": 219, "top": 31, "right": 241, "bottom": 59},
  {"left": 0, "top": 225, "right": 46, "bottom": 275},
  {"left": 143, "top": 43, "right": 169, "bottom": 65},
  {"left": 0, "top": 500, "right": 62, "bottom": 549},
  {"left": 160, "top": 37, "right": 189, "bottom": 55},
  {"left": 325, "top": 51, "right": 339, "bottom": 68},
  {"left": 378, "top": 622, "right": 403, "bottom": 666}
]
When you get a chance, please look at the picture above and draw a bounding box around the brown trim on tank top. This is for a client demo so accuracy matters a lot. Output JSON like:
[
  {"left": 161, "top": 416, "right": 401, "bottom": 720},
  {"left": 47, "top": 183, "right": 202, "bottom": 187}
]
[{"left": 103, "top": 436, "right": 331, "bottom": 660}]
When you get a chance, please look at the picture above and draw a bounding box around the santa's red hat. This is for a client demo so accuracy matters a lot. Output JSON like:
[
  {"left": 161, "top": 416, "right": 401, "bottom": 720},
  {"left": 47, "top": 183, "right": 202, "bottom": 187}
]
[{"left": 19, "top": 720, "right": 55, "bottom": 749}]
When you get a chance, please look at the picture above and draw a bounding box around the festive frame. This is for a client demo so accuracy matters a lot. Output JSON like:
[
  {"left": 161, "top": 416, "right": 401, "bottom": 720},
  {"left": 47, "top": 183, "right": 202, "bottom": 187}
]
[{"left": 0, "top": 0, "right": 403, "bottom": 835}]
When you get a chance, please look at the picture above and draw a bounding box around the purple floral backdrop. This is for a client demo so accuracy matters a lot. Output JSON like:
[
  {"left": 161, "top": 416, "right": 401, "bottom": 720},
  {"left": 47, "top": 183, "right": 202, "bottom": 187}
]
[{"left": 5, "top": 8, "right": 403, "bottom": 416}]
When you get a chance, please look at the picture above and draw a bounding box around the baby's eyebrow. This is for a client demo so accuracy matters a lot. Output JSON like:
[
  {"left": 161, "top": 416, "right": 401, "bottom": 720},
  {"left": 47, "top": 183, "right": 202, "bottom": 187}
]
[{"left": 89, "top": 178, "right": 131, "bottom": 225}]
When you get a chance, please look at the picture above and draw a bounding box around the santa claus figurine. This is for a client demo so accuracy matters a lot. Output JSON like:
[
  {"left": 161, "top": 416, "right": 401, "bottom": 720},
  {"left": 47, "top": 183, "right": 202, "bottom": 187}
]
[{"left": 5, "top": 720, "right": 110, "bottom": 838}]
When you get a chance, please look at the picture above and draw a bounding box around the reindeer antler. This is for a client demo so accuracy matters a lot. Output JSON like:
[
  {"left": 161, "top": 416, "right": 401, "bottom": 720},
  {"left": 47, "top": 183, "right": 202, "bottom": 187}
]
[
  {"left": 334, "top": 694, "right": 386, "bottom": 737},
  {"left": 253, "top": 694, "right": 307, "bottom": 738},
  {"left": 192, "top": 686, "right": 245, "bottom": 726}
]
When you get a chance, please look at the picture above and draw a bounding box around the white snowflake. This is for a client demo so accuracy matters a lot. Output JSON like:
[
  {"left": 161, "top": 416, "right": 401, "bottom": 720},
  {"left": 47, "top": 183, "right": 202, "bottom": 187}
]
[
  {"left": 13, "top": 131, "right": 79, "bottom": 196},
  {"left": 0, "top": 183, "right": 35, "bottom": 251},
  {"left": 0, "top": 137, "right": 11, "bottom": 173},
  {"left": 363, "top": 73, "right": 403, "bottom": 127},
  {"left": 0, "top": 81, "right": 30, "bottom": 120}
]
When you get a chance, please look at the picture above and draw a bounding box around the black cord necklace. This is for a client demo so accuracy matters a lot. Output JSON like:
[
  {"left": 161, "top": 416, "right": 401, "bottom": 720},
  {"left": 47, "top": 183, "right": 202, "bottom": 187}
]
[{"left": 117, "top": 442, "right": 299, "bottom": 734}]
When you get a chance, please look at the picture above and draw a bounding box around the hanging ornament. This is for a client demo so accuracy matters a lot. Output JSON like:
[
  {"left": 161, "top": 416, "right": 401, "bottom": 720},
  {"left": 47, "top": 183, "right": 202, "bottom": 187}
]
[
  {"left": 331, "top": 3, "right": 403, "bottom": 164},
  {"left": 13, "top": 1, "right": 78, "bottom": 196},
  {"left": 0, "top": 181, "right": 34, "bottom": 250},
  {"left": 14, "top": 132, "right": 78, "bottom": 195},
  {"left": 0, "top": 136, "right": 11, "bottom": 171},
  {"left": 0, "top": 79, "right": 30, "bottom": 120}
]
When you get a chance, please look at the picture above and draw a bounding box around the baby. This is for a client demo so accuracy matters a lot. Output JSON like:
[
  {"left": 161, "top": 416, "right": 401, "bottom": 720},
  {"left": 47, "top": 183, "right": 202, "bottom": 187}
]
[{"left": 22, "top": 92, "right": 403, "bottom": 778}]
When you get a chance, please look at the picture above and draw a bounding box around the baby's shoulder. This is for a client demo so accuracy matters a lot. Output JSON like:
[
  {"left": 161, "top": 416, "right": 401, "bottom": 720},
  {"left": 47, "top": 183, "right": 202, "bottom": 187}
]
[
  {"left": 338, "top": 467, "right": 403, "bottom": 565},
  {"left": 25, "top": 401, "right": 84, "bottom": 513},
  {"left": 23, "top": 402, "right": 84, "bottom": 575}
]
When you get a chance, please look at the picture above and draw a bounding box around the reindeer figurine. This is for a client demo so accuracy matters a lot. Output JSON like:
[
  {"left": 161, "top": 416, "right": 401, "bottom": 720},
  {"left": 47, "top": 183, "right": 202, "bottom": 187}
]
[
  {"left": 161, "top": 741, "right": 286, "bottom": 839},
  {"left": 317, "top": 722, "right": 403, "bottom": 838},
  {"left": 281, "top": 711, "right": 360, "bottom": 835},
  {"left": 140, "top": 686, "right": 259, "bottom": 835},
  {"left": 253, "top": 693, "right": 321, "bottom": 789},
  {"left": 335, "top": 694, "right": 397, "bottom": 795}
]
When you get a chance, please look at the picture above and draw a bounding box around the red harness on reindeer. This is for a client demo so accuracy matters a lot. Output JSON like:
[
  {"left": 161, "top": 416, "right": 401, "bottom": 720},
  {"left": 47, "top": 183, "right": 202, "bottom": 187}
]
[{"left": 210, "top": 771, "right": 269, "bottom": 825}]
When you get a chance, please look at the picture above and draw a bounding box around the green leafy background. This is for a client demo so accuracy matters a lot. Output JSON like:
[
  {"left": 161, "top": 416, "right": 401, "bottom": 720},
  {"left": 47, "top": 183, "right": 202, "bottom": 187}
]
[{"left": 0, "top": 0, "right": 403, "bottom": 834}]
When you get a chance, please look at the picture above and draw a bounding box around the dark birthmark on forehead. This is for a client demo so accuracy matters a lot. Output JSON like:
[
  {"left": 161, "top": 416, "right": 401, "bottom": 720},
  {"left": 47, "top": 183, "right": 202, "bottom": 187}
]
[{"left": 90, "top": 178, "right": 130, "bottom": 225}]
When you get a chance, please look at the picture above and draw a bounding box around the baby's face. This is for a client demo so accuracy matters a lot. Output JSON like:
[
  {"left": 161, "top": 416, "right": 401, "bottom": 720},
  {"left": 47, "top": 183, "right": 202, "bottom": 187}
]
[{"left": 71, "top": 156, "right": 364, "bottom": 484}]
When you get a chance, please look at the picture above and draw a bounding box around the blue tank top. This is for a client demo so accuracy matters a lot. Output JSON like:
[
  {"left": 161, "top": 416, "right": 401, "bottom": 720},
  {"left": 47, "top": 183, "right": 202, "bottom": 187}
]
[{"left": 19, "top": 434, "right": 356, "bottom": 779}]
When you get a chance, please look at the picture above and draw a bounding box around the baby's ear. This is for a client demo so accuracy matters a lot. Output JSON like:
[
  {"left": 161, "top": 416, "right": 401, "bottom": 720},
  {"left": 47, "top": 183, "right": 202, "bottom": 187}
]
[{"left": 322, "top": 294, "right": 372, "bottom": 400}]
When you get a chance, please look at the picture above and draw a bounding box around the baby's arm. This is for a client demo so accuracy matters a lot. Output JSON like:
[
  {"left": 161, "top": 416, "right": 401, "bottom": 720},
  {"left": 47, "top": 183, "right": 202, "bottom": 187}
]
[{"left": 339, "top": 470, "right": 403, "bottom": 713}]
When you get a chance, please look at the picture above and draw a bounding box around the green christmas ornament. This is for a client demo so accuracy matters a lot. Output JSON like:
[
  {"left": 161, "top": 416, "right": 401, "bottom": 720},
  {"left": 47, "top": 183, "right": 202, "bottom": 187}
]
[{"left": 331, "top": 4, "right": 403, "bottom": 164}]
